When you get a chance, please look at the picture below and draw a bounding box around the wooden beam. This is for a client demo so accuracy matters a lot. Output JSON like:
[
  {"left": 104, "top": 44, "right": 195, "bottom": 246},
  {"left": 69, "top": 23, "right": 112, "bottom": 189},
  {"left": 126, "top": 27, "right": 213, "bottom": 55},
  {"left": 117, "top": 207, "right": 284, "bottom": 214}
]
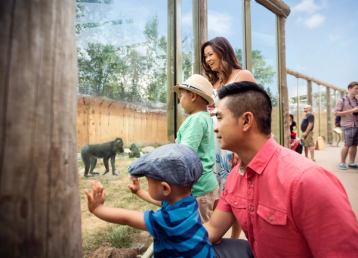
[
  {"left": 287, "top": 68, "right": 345, "bottom": 92},
  {"left": 256, "top": 0, "right": 290, "bottom": 18}
]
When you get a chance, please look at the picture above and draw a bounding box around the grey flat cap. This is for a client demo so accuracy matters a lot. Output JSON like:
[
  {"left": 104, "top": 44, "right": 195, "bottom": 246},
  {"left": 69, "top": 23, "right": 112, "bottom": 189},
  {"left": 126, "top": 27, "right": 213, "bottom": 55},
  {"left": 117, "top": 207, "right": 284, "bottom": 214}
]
[{"left": 128, "top": 144, "right": 203, "bottom": 186}]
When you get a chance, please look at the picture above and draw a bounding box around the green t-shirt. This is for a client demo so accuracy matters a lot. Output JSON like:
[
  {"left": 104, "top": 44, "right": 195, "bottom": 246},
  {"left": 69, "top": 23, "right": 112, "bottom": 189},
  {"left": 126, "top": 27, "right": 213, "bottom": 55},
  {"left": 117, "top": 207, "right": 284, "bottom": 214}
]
[{"left": 176, "top": 111, "right": 218, "bottom": 197}]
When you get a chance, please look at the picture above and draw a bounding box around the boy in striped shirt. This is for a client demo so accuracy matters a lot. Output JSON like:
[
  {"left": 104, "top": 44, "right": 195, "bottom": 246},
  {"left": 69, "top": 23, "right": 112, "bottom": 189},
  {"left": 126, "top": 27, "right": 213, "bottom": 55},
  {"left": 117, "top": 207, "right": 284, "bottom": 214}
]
[{"left": 85, "top": 144, "right": 214, "bottom": 258}]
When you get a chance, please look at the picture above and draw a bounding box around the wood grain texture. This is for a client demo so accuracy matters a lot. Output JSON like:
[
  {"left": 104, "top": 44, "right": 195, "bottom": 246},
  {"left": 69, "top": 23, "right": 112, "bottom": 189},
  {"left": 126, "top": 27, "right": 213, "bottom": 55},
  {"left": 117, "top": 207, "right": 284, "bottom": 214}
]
[{"left": 0, "top": 0, "right": 82, "bottom": 257}]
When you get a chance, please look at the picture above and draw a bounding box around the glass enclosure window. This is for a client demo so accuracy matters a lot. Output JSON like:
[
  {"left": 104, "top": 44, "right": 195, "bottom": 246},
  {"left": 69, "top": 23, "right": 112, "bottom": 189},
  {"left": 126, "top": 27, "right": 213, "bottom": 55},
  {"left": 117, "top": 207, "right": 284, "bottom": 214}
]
[
  {"left": 75, "top": 0, "right": 169, "bottom": 150},
  {"left": 312, "top": 84, "right": 320, "bottom": 139},
  {"left": 288, "top": 75, "right": 300, "bottom": 135},
  {"left": 298, "top": 79, "right": 308, "bottom": 137},
  {"left": 251, "top": 2, "right": 279, "bottom": 140},
  {"left": 208, "top": 0, "right": 245, "bottom": 66},
  {"left": 320, "top": 86, "right": 328, "bottom": 141},
  {"left": 181, "top": 1, "right": 194, "bottom": 82}
]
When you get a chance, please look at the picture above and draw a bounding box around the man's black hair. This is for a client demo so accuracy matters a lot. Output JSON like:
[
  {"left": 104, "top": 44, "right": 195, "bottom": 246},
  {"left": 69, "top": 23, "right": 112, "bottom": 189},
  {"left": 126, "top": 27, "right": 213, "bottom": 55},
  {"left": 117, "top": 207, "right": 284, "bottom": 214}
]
[{"left": 218, "top": 81, "right": 272, "bottom": 135}]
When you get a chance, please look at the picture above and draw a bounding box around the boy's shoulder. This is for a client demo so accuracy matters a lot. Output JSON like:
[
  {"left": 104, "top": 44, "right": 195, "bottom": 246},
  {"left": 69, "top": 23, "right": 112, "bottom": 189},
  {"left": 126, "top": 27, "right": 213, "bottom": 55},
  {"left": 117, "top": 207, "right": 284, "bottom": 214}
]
[
  {"left": 187, "top": 111, "right": 211, "bottom": 120},
  {"left": 183, "top": 111, "right": 211, "bottom": 126}
]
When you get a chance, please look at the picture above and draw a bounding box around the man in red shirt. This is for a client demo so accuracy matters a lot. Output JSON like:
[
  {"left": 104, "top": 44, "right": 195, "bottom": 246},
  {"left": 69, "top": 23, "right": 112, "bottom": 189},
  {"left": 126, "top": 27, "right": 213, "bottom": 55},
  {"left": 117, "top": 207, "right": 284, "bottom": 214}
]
[{"left": 206, "top": 81, "right": 358, "bottom": 258}]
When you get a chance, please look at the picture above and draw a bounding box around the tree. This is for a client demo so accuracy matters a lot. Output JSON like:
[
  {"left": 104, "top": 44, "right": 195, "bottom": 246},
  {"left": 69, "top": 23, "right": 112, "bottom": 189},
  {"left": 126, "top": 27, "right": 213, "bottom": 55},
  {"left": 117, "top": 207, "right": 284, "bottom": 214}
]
[
  {"left": 143, "top": 16, "right": 167, "bottom": 103},
  {"left": 78, "top": 43, "right": 127, "bottom": 98},
  {"left": 235, "top": 48, "right": 277, "bottom": 105},
  {"left": 251, "top": 50, "right": 275, "bottom": 86}
]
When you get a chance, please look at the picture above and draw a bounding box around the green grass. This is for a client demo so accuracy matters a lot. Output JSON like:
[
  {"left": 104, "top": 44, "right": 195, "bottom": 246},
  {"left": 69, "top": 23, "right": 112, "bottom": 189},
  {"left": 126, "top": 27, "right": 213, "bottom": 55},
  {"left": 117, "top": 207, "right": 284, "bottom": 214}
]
[{"left": 79, "top": 155, "right": 156, "bottom": 257}]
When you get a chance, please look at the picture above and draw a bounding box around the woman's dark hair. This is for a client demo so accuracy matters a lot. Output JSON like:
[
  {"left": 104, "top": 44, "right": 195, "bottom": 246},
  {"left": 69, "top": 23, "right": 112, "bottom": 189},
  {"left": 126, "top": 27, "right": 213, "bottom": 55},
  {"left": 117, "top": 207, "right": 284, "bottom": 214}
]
[
  {"left": 201, "top": 37, "right": 241, "bottom": 85},
  {"left": 289, "top": 114, "right": 294, "bottom": 121}
]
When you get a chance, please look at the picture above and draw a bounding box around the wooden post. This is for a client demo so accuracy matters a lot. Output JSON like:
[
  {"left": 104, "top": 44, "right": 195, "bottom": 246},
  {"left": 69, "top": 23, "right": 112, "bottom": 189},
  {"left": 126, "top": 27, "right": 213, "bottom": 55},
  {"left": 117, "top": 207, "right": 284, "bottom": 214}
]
[
  {"left": 277, "top": 16, "right": 290, "bottom": 147},
  {"left": 326, "top": 87, "right": 333, "bottom": 144},
  {"left": 167, "top": 0, "right": 176, "bottom": 142},
  {"left": 193, "top": 0, "right": 207, "bottom": 75},
  {"left": 307, "top": 80, "right": 313, "bottom": 105},
  {"left": 243, "top": 0, "right": 253, "bottom": 70},
  {"left": 0, "top": 1, "right": 82, "bottom": 257}
]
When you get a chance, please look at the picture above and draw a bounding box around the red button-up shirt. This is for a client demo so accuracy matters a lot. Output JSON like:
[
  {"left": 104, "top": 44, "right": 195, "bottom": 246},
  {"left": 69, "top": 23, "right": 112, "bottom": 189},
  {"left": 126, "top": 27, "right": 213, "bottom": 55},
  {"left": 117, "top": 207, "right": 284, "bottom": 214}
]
[{"left": 217, "top": 138, "right": 358, "bottom": 258}]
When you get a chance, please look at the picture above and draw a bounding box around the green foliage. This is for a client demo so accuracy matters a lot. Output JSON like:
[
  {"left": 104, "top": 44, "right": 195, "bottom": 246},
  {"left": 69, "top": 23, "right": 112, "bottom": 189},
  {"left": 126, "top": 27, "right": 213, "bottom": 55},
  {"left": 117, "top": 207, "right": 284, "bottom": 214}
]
[
  {"left": 78, "top": 43, "right": 127, "bottom": 98},
  {"left": 235, "top": 48, "right": 277, "bottom": 105},
  {"left": 77, "top": 15, "right": 167, "bottom": 104},
  {"left": 251, "top": 50, "right": 275, "bottom": 86}
]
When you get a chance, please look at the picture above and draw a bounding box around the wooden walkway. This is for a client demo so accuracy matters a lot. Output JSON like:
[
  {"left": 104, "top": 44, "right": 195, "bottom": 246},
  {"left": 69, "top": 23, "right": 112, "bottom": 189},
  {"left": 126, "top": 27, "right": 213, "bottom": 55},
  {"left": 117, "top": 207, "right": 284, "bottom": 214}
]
[{"left": 315, "top": 144, "right": 358, "bottom": 215}]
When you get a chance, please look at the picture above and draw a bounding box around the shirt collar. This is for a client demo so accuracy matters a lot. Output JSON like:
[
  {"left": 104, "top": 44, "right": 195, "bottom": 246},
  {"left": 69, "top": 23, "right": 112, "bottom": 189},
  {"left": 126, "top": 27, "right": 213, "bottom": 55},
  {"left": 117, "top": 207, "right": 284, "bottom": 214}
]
[{"left": 244, "top": 137, "right": 278, "bottom": 175}]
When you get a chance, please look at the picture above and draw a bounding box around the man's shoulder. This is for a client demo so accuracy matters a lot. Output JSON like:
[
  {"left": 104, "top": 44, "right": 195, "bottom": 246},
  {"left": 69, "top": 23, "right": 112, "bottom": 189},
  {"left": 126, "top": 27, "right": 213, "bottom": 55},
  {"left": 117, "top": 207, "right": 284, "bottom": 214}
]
[{"left": 274, "top": 146, "right": 318, "bottom": 176}]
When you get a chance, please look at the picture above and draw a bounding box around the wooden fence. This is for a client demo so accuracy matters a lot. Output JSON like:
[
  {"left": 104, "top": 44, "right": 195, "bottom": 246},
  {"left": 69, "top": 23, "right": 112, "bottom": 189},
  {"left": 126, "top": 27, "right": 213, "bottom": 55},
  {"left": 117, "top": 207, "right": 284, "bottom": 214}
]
[{"left": 77, "top": 96, "right": 168, "bottom": 151}]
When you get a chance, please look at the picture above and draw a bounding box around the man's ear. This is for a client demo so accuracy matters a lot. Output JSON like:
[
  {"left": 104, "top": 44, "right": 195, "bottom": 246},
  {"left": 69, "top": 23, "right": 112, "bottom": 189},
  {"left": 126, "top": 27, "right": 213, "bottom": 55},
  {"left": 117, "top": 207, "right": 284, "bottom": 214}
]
[
  {"left": 242, "top": 112, "right": 254, "bottom": 131},
  {"left": 161, "top": 182, "right": 172, "bottom": 196}
]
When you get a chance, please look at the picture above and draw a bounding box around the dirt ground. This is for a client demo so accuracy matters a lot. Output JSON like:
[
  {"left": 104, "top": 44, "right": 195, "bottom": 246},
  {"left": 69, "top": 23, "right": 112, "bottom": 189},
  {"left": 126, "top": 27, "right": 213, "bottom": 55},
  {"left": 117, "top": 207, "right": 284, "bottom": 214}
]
[{"left": 79, "top": 154, "right": 156, "bottom": 258}]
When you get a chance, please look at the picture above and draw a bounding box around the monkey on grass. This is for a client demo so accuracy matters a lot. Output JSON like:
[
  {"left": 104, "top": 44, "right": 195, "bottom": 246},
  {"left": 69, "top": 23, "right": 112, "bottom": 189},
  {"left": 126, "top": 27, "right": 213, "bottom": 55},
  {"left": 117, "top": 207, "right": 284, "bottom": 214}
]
[
  {"left": 128, "top": 143, "right": 141, "bottom": 158},
  {"left": 81, "top": 138, "right": 124, "bottom": 177}
]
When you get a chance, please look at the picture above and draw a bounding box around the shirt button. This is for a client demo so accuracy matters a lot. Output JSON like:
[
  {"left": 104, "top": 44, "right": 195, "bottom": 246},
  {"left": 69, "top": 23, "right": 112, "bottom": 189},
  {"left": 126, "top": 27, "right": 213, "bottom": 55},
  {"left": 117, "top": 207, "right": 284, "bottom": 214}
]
[{"left": 249, "top": 206, "right": 255, "bottom": 212}]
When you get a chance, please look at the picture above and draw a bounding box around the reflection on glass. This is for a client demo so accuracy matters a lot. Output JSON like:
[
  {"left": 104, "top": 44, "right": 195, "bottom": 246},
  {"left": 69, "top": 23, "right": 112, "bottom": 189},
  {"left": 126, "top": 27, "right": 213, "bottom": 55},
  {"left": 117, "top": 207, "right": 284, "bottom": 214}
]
[
  {"left": 312, "top": 84, "right": 320, "bottom": 139},
  {"left": 208, "top": 0, "right": 244, "bottom": 66},
  {"left": 251, "top": 2, "right": 279, "bottom": 140},
  {"left": 181, "top": 1, "right": 194, "bottom": 82},
  {"left": 75, "top": 0, "right": 169, "bottom": 150}
]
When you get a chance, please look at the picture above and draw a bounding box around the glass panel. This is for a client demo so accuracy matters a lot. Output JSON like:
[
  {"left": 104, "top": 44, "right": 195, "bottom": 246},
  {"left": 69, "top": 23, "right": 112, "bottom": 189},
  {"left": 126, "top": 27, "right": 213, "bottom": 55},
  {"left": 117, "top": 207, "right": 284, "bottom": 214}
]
[
  {"left": 288, "top": 75, "right": 300, "bottom": 136},
  {"left": 181, "top": 1, "right": 194, "bottom": 81},
  {"left": 297, "top": 79, "right": 308, "bottom": 138},
  {"left": 208, "top": 0, "right": 245, "bottom": 66},
  {"left": 75, "top": 0, "right": 169, "bottom": 151},
  {"left": 251, "top": 2, "right": 279, "bottom": 141},
  {"left": 176, "top": 1, "right": 195, "bottom": 125},
  {"left": 312, "top": 83, "right": 320, "bottom": 140},
  {"left": 320, "top": 86, "right": 328, "bottom": 141}
]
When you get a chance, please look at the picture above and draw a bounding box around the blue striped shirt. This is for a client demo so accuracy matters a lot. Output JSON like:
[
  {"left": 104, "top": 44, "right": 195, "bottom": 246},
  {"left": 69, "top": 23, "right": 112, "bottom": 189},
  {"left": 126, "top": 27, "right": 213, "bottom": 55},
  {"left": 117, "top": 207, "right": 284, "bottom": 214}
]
[{"left": 144, "top": 195, "right": 215, "bottom": 258}]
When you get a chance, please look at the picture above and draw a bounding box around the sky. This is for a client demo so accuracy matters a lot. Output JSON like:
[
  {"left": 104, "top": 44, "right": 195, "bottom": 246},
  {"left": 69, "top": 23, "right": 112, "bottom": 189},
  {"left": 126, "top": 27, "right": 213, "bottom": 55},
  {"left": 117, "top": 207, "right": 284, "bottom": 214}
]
[{"left": 285, "top": 0, "right": 358, "bottom": 89}]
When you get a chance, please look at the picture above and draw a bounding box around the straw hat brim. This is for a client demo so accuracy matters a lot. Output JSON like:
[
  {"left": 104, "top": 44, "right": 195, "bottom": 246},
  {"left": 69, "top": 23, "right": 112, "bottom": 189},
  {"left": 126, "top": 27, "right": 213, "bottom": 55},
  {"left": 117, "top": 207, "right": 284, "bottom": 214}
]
[{"left": 173, "top": 84, "right": 214, "bottom": 105}]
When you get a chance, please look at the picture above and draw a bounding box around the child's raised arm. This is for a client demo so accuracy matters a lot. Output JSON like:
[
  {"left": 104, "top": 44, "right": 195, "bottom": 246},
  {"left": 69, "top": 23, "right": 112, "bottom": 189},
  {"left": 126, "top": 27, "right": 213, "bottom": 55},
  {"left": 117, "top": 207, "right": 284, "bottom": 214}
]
[
  {"left": 128, "top": 177, "right": 161, "bottom": 207},
  {"left": 85, "top": 180, "right": 147, "bottom": 231}
]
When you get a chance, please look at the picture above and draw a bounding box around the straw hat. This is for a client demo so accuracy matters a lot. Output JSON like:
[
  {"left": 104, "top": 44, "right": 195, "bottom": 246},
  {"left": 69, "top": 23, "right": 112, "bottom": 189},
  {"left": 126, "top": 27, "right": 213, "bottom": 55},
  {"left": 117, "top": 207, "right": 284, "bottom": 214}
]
[{"left": 173, "top": 74, "right": 214, "bottom": 105}]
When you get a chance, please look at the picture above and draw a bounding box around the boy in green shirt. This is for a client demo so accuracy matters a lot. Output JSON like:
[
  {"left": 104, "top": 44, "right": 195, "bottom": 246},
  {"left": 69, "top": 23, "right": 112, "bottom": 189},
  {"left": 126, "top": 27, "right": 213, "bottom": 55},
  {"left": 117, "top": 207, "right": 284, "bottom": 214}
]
[{"left": 174, "top": 74, "right": 219, "bottom": 222}]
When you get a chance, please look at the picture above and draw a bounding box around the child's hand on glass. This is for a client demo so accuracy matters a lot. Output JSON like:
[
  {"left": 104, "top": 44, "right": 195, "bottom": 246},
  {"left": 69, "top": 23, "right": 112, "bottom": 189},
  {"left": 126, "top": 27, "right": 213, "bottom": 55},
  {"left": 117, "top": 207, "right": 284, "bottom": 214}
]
[
  {"left": 85, "top": 180, "right": 105, "bottom": 213},
  {"left": 128, "top": 176, "right": 141, "bottom": 194}
]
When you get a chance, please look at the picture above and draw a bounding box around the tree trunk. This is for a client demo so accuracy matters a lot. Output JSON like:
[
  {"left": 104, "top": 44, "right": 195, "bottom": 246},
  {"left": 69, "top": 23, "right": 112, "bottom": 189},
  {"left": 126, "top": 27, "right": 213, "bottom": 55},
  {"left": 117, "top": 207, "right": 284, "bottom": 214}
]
[{"left": 0, "top": 1, "right": 82, "bottom": 257}]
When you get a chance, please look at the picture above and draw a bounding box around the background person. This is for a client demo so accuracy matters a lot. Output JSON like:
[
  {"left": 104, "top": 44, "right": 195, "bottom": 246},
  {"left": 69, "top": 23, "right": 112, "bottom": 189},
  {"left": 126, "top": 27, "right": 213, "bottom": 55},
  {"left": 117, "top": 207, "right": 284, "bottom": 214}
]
[
  {"left": 201, "top": 36, "right": 256, "bottom": 238},
  {"left": 301, "top": 104, "right": 315, "bottom": 161},
  {"left": 289, "top": 114, "right": 302, "bottom": 153},
  {"left": 335, "top": 81, "right": 358, "bottom": 170},
  {"left": 204, "top": 81, "right": 358, "bottom": 258}
]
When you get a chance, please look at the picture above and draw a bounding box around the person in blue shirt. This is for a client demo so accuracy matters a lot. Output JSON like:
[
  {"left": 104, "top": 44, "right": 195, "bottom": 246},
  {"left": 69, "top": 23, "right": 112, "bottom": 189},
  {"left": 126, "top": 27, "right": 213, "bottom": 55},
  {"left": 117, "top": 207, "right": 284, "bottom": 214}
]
[{"left": 85, "top": 143, "right": 214, "bottom": 258}]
